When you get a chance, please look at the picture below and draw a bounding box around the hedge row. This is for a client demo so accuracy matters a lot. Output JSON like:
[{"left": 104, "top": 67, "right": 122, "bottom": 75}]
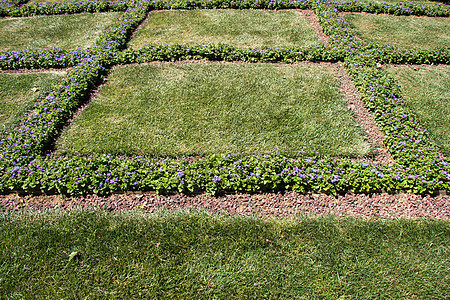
[
  {"left": 0, "top": 0, "right": 129, "bottom": 17},
  {"left": 2, "top": 0, "right": 449, "bottom": 18},
  {"left": 0, "top": 0, "right": 449, "bottom": 196}
]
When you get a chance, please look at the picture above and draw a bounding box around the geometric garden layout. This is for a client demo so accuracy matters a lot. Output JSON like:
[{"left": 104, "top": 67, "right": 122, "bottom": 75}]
[{"left": 0, "top": 0, "right": 449, "bottom": 197}]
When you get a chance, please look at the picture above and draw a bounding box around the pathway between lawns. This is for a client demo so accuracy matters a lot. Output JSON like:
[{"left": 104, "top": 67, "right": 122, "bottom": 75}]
[{"left": 1, "top": 191, "right": 448, "bottom": 219}]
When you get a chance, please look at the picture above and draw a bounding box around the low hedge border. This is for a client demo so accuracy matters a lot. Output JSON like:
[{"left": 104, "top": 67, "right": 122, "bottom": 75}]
[{"left": 0, "top": 0, "right": 449, "bottom": 196}]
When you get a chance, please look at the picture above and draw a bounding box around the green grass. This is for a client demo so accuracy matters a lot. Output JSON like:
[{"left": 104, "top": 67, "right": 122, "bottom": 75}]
[
  {"left": 387, "top": 65, "right": 450, "bottom": 156},
  {"left": 0, "top": 12, "right": 122, "bottom": 51},
  {"left": 129, "top": 10, "right": 320, "bottom": 49},
  {"left": 344, "top": 13, "right": 450, "bottom": 49},
  {"left": 0, "top": 209, "right": 448, "bottom": 298},
  {"left": 56, "top": 62, "right": 372, "bottom": 158},
  {"left": 0, "top": 71, "right": 66, "bottom": 136}
]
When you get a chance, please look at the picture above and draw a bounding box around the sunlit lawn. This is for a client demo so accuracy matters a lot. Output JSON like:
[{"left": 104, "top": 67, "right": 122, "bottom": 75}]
[
  {"left": 129, "top": 9, "right": 320, "bottom": 49},
  {"left": 387, "top": 65, "right": 450, "bottom": 155},
  {"left": 0, "top": 12, "right": 122, "bottom": 51},
  {"left": 56, "top": 62, "right": 372, "bottom": 158},
  {"left": 0, "top": 71, "right": 66, "bottom": 136},
  {"left": 1, "top": 209, "right": 448, "bottom": 299},
  {"left": 344, "top": 12, "right": 450, "bottom": 49}
]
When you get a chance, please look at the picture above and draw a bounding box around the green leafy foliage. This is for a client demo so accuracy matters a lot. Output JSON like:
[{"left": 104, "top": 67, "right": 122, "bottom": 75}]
[{"left": 0, "top": 0, "right": 449, "bottom": 196}]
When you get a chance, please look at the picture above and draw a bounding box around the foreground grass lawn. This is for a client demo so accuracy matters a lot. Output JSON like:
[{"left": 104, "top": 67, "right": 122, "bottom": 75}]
[
  {"left": 387, "top": 65, "right": 450, "bottom": 156},
  {"left": 0, "top": 71, "right": 66, "bottom": 136},
  {"left": 0, "top": 12, "right": 122, "bottom": 51},
  {"left": 129, "top": 10, "right": 320, "bottom": 49},
  {"left": 344, "top": 13, "right": 450, "bottom": 49},
  {"left": 0, "top": 209, "right": 448, "bottom": 298},
  {"left": 56, "top": 62, "right": 371, "bottom": 157}
]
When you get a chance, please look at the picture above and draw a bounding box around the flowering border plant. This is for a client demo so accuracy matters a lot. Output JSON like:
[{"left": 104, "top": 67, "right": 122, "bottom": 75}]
[{"left": 0, "top": 0, "right": 449, "bottom": 196}]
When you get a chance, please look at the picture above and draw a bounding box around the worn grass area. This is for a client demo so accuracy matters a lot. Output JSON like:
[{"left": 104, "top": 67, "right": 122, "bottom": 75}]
[
  {"left": 56, "top": 62, "right": 371, "bottom": 158},
  {"left": 0, "top": 12, "right": 122, "bottom": 51},
  {"left": 344, "top": 13, "right": 450, "bottom": 49},
  {"left": 0, "top": 71, "right": 66, "bottom": 136},
  {"left": 387, "top": 65, "right": 450, "bottom": 156},
  {"left": 0, "top": 209, "right": 448, "bottom": 298},
  {"left": 129, "top": 10, "right": 320, "bottom": 49}
]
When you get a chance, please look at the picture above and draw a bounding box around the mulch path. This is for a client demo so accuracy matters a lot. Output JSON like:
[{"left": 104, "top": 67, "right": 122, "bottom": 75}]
[{"left": 1, "top": 191, "right": 449, "bottom": 220}]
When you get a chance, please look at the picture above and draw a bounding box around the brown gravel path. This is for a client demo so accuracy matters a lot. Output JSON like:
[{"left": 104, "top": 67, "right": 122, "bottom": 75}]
[{"left": 1, "top": 192, "right": 449, "bottom": 219}]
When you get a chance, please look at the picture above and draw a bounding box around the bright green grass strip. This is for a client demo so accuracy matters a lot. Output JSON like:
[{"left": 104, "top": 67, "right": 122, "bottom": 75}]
[
  {"left": 387, "top": 65, "right": 450, "bottom": 155},
  {"left": 0, "top": 209, "right": 448, "bottom": 298},
  {"left": 56, "top": 62, "right": 371, "bottom": 157},
  {"left": 344, "top": 13, "right": 450, "bottom": 49},
  {"left": 0, "top": 71, "right": 66, "bottom": 136},
  {"left": 0, "top": 12, "right": 122, "bottom": 51},
  {"left": 129, "top": 10, "right": 320, "bottom": 49}
]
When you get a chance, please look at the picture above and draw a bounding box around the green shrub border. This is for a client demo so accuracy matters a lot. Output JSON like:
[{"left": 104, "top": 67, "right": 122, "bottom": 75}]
[{"left": 0, "top": 0, "right": 449, "bottom": 196}]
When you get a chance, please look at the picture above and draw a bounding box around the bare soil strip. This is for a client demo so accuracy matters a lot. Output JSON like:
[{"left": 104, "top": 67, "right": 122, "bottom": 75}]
[
  {"left": 301, "top": 9, "right": 330, "bottom": 45},
  {"left": 329, "top": 62, "right": 395, "bottom": 165},
  {"left": 128, "top": 11, "right": 151, "bottom": 44},
  {"left": 1, "top": 192, "right": 448, "bottom": 219}
]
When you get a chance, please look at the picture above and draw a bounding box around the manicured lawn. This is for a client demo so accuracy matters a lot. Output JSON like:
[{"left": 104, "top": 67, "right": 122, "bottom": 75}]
[
  {"left": 0, "top": 12, "right": 122, "bottom": 51},
  {"left": 0, "top": 209, "right": 448, "bottom": 298},
  {"left": 344, "top": 13, "right": 450, "bottom": 49},
  {"left": 56, "top": 62, "right": 372, "bottom": 158},
  {"left": 0, "top": 71, "right": 66, "bottom": 136},
  {"left": 129, "top": 10, "right": 320, "bottom": 49},
  {"left": 387, "top": 65, "right": 450, "bottom": 155}
]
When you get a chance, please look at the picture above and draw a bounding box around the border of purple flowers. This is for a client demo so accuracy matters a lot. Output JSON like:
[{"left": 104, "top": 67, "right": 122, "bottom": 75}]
[{"left": 0, "top": 0, "right": 449, "bottom": 196}]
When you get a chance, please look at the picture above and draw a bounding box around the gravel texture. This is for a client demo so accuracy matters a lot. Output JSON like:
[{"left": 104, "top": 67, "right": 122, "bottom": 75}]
[{"left": 1, "top": 192, "right": 448, "bottom": 219}]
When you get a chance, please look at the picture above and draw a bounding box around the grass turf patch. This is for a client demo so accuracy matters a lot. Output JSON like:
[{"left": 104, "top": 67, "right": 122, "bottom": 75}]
[
  {"left": 56, "top": 62, "right": 372, "bottom": 158},
  {"left": 0, "top": 12, "right": 122, "bottom": 51},
  {"left": 0, "top": 209, "right": 448, "bottom": 298},
  {"left": 344, "top": 13, "right": 450, "bottom": 49},
  {"left": 0, "top": 71, "right": 66, "bottom": 136},
  {"left": 386, "top": 65, "right": 450, "bottom": 156},
  {"left": 129, "top": 10, "right": 320, "bottom": 49}
]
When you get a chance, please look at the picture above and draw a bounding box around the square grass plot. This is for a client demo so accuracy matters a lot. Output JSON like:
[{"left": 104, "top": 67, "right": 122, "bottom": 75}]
[
  {"left": 0, "top": 71, "right": 66, "bottom": 135},
  {"left": 0, "top": 12, "right": 122, "bottom": 51},
  {"left": 129, "top": 10, "right": 320, "bottom": 49},
  {"left": 56, "top": 62, "right": 372, "bottom": 158},
  {"left": 344, "top": 13, "right": 450, "bottom": 49},
  {"left": 387, "top": 65, "right": 450, "bottom": 155}
]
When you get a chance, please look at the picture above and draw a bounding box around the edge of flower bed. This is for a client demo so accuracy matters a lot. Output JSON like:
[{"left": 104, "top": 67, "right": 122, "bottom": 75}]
[{"left": 0, "top": 0, "right": 449, "bottom": 196}]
